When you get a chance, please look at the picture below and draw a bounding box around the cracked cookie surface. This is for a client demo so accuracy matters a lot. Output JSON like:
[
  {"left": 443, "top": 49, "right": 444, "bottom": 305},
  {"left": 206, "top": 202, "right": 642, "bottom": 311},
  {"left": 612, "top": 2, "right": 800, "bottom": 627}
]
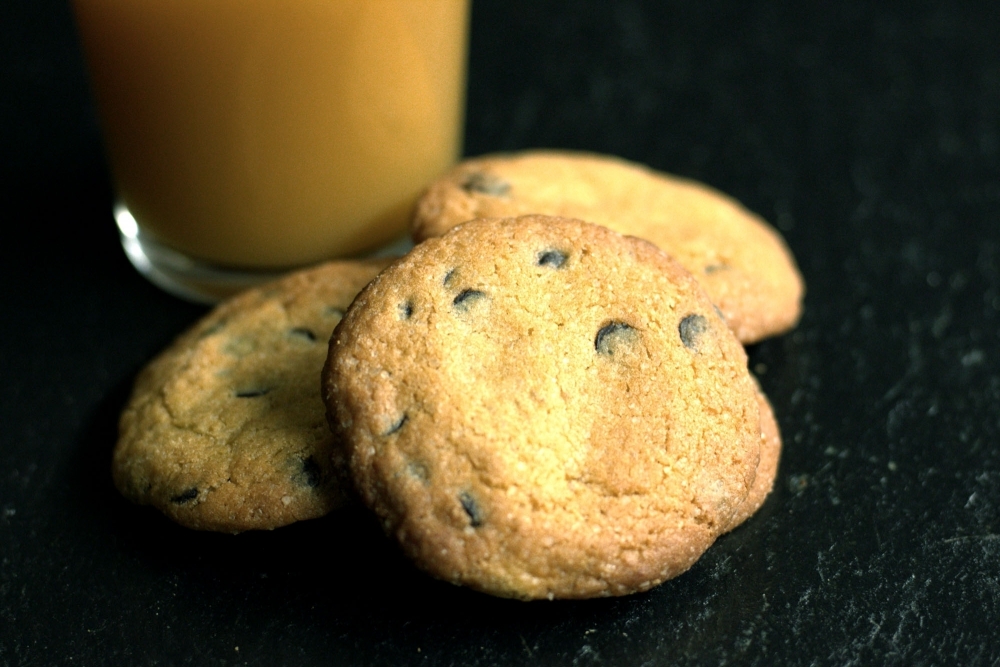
[
  {"left": 113, "top": 258, "right": 392, "bottom": 532},
  {"left": 412, "top": 150, "right": 804, "bottom": 344},
  {"left": 324, "top": 216, "right": 762, "bottom": 599}
]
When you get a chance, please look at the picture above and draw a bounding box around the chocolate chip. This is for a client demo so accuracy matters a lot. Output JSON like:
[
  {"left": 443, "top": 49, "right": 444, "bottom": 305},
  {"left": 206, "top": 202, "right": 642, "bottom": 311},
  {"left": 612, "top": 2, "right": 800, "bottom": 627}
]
[
  {"left": 595, "top": 321, "right": 638, "bottom": 356},
  {"left": 704, "top": 263, "right": 729, "bottom": 274},
  {"left": 460, "top": 172, "right": 511, "bottom": 197},
  {"left": 537, "top": 249, "right": 568, "bottom": 268},
  {"left": 459, "top": 491, "right": 484, "bottom": 527},
  {"left": 298, "top": 456, "right": 322, "bottom": 489},
  {"left": 170, "top": 488, "right": 198, "bottom": 504},
  {"left": 453, "top": 289, "right": 486, "bottom": 312},
  {"left": 289, "top": 327, "right": 317, "bottom": 342},
  {"left": 399, "top": 300, "right": 415, "bottom": 320},
  {"left": 679, "top": 314, "right": 709, "bottom": 351},
  {"left": 443, "top": 268, "right": 457, "bottom": 286},
  {"left": 385, "top": 413, "right": 408, "bottom": 436},
  {"left": 235, "top": 388, "right": 270, "bottom": 398}
]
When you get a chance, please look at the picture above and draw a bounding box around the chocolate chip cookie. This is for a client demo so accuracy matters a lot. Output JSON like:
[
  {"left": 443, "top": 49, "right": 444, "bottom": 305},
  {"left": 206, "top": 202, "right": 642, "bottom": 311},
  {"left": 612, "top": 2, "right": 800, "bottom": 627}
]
[
  {"left": 114, "top": 258, "right": 392, "bottom": 532},
  {"left": 726, "top": 380, "right": 781, "bottom": 532},
  {"left": 412, "top": 151, "right": 804, "bottom": 344},
  {"left": 324, "top": 216, "right": 762, "bottom": 599}
]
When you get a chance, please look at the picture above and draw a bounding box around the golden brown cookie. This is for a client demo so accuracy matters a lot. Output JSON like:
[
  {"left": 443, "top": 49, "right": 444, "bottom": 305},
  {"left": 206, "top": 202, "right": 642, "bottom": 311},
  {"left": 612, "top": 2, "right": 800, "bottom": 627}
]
[
  {"left": 324, "top": 216, "right": 762, "bottom": 599},
  {"left": 412, "top": 150, "right": 804, "bottom": 344},
  {"left": 113, "top": 258, "right": 392, "bottom": 533},
  {"left": 725, "top": 381, "right": 781, "bottom": 532}
]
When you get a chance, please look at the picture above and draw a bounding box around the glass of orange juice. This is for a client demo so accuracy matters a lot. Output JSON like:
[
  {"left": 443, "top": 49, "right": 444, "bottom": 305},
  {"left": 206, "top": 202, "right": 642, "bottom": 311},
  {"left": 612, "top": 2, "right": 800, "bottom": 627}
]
[{"left": 72, "top": 0, "right": 470, "bottom": 302}]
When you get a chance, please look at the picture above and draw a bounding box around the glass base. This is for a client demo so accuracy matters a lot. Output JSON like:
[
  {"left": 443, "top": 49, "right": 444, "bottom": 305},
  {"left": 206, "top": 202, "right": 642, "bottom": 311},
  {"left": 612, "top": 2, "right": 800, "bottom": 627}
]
[
  {"left": 114, "top": 203, "right": 291, "bottom": 303},
  {"left": 114, "top": 203, "right": 412, "bottom": 304}
]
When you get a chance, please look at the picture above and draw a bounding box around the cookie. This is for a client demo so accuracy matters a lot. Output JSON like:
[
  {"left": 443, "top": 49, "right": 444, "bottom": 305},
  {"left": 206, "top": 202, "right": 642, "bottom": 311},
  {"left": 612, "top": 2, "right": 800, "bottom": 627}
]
[
  {"left": 324, "top": 216, "right": 762, "bottom": 599},
  {"left": 412, "top": 150, "right": 804, "bottom": 344},
  {"left": 113, "top": 258, "right": 393, "bottom": 533},
  {"left": 725, "top": 381, "right": 781, "bottom": 532}
]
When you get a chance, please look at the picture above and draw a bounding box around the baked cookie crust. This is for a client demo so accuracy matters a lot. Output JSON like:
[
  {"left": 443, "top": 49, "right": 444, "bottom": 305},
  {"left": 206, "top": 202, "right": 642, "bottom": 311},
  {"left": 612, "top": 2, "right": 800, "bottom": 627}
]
[
  {"left": 325, "top": 216, "right": 762, "bottom": 599},
  {"left": 413, "top": 151, "right": 804, "bottom": 344},
  {"left": 114, "top": 258, "right": 392, "bottom": 532}
]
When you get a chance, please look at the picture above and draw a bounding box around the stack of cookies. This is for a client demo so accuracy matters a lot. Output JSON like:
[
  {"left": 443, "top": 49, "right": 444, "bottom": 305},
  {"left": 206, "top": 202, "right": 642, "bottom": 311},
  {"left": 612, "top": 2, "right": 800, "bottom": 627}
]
[{"left": 114, "top": 151, "right": 802, "bottom": 600}]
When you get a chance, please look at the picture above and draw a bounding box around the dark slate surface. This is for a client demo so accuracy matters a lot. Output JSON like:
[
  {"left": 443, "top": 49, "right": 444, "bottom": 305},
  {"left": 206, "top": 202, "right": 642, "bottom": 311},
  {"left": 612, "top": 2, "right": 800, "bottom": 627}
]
[{"left": 2, "top": 0, "right": 999, "bottom": 665}]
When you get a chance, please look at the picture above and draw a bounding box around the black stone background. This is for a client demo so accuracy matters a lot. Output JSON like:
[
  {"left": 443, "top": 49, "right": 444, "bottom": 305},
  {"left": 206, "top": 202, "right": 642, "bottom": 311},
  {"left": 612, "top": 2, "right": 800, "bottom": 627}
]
[{"left": 2, "top": 0, "right": 1000, "bottom": 665}]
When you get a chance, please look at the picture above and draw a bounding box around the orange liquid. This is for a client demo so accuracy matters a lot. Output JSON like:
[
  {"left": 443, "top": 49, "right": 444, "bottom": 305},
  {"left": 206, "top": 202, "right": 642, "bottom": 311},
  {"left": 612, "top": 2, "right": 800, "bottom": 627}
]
[{"left": 73, "top": 0, "right": 469, "bottom": 268}]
